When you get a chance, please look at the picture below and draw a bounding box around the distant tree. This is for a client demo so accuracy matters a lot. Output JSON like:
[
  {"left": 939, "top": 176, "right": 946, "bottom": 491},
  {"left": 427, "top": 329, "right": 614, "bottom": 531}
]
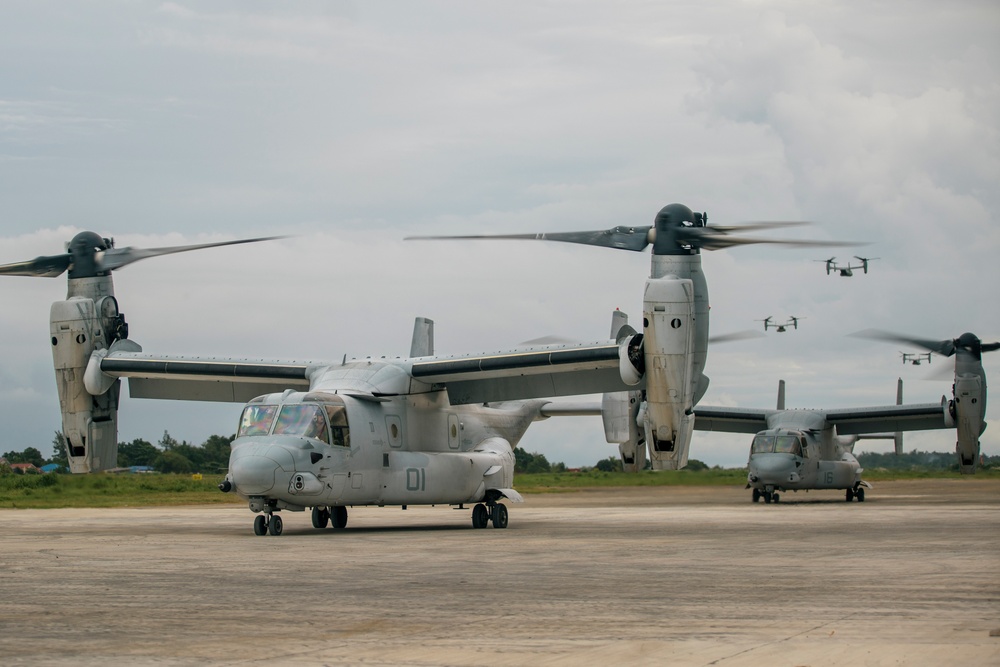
[
  {"left": 3, "top": 447, "right": 45, "bottom": 468},
  {"left": 514, "top": 449, "right": 552, "bottom": 474},
  {"left": 551, "top": 461, "right": 567, "bottom": 473},
  {"left": 155, "top": 450, "right": 193, "bottom": 474},
  {"left": 158, "top": 431, "right": 181, "bottom": 451},
  {"left": 49, "top": 432, "right": 69, "bottom": 469},
  {"left": 199, "top": 434, "right": 234, "bottom": 473},
  {"left": 118, "top": 438, "right": 160, "bottom": 468},
  {"left": 594, "top": 456, "right": 622, "bottom": 472},
  {"left": 684, "top": 459, "right": 709, "bottom": 471}
]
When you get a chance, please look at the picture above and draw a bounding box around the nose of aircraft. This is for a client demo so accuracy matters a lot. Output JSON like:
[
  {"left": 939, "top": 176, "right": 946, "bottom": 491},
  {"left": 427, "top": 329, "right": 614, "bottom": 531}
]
[
  {"left": 749, "top": 454, "right": 795, "bottom": 484},
  {"left": 229, "top": 442, "right": 296, "bottom": 495}
]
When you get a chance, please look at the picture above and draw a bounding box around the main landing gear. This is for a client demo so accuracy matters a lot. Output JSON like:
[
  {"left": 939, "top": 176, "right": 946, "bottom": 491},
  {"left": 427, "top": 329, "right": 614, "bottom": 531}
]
[
  {"left": 311, "top": 506, "right": 349, "bottom": 530},
  {"left": 846, "top": 487, "right": 865, "bottom": 502},
  {"left": 471, "top": 502, "right": 508, "bottom": 529}
]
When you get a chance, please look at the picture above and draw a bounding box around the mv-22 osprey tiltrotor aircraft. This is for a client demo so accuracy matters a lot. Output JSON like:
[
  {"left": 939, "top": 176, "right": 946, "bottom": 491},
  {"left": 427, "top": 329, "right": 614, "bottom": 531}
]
[{"left": 0, "top": 204, "right": 985, "bottom": 532}]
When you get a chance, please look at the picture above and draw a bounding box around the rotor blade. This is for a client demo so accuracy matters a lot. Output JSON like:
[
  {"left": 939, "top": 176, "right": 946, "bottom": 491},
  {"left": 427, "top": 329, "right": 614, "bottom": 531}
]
[
  {"left": 405, "top": 226, "right": 654, "bottom": 252},
  {"left": 708, "top": 330, "right": 766, "bottom": 344},
  {"left": 0, "top": 253, "right": 72, "bottom": 278},
  {"left": 850, "top": 329, "right": 956, "bottom": 357},
  {"left": 982, "top": 342, "right": 1000, "bottom": 353},
  {"left": 708, "top": 221, "right": 810, "bottom": 233},
  {"left": 97, "top": 236, "right": 286, "bottom": 272},
  {"left": 682, "top": 229, "right": 860, "bottom": 251}
]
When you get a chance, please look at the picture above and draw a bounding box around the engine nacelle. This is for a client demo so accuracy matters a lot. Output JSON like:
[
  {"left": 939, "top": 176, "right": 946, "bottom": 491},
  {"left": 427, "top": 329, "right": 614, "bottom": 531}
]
[
  {"left": 953, "top": 374, "right": 985, "bottom": 473},
  {"left": 642, "top": 276, "right": 696, "bottom": 470},
  {"left": 50, "top": 290, "right": 122, "bottom": 473}
]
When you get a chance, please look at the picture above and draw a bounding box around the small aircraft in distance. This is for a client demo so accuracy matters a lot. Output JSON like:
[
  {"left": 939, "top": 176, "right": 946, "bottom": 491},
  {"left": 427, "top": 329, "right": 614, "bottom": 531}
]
[
  {"left": 901, "top": 351, "right": 932, "bottom": 366},
  {"left": 758, "top": 316, "right": 802, "bottom": 332},
  {"left": 818, "top": 256, "right": 878, "bottom": 276}
]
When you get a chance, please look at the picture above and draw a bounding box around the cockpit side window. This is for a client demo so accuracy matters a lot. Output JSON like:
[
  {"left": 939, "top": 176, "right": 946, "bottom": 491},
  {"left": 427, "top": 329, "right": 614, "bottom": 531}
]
[
  {"left": 238, "top": 404, "right": 277, "bottom": 437},
  {"left": 751, "top": 435, "right": 774, "bottom": 454},
  {"left": 325, "top": 405, "right": 350, "bottom": 448}
]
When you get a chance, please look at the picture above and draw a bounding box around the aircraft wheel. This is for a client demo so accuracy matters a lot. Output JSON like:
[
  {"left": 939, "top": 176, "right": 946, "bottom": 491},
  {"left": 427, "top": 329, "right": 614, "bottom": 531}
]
[
  {"left": 268, "top": 514, "right": 283, "bottom": 536},
  {"left": 472, "top": 503, "right": 489, "bottom": 529},
  {"left": 772, "top": 493, "right": 780, "bottom": 503},
  {"left": 856, "top": 488, "right": 865, "bottom": 502},
  {"left": 331, "top": 506, "right": 348, "bottom": 530},
  {"left": 491, "top": 503, "right": 508, "bottom": 529},
  {"left": 752, "top": 489, "right": 761, "bottom": 503},
  {"left": 763, "top": 491, "right": 772, "bottom": 504},
  {"left": 253, "top": 515, "right": 268, "bottom": 536},
  {"left": 846, "top": 488, "right": 855, "bottom": 502},
  {"left": 312, "top": 506, "right": 330, "bottom": 529}
]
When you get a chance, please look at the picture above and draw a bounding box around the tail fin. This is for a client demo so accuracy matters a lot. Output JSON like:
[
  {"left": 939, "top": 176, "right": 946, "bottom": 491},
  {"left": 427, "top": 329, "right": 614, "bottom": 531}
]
[
  {"left": 776, "top": 380, "right": 786, "bottom": 410},
  {"left": 410, "top": 317, "right": 434, "bottom": 357},
  {"left": 895, "top": 377, "right": 903, "bottom": 455}
]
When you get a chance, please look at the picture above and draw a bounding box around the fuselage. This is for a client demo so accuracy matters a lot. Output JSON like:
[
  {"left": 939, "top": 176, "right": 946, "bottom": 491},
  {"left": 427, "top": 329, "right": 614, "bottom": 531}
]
[
  {"left": 746, "top": 412, "right": 863, "bottom": 494},
  {"left": 222, "top": 380, "right": 542, "bottom": 514}
]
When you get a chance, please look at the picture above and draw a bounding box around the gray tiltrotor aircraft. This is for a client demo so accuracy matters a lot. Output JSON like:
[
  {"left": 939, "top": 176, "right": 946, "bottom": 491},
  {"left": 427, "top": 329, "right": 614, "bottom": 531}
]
[
  {"left": 901, "top": 352, "right": 932, "bottom": 366},
  {"left": 694, "top": 379, "right": 909, "bottom": 503},
  {"left": 0, "top": 204, "right": 983, "bottom": 532},
  {"left": 758, "top": 316, "right": 802, "bottom": 333},
  {"left": 818, "top": 256, "right": 878, "bottom": 276}
]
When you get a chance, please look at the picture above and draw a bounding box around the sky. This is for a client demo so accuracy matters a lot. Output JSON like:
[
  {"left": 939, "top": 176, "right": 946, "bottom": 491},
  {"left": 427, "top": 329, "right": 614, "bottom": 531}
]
[{"left": 1, "top": 0, "right": 998, "bottom": 469}]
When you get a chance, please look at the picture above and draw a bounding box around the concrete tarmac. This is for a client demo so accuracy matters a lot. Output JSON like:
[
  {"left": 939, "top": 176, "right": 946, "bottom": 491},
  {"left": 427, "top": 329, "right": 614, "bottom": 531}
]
[{"left": 1, "top": 480, "right": 998, "bottom": 666}]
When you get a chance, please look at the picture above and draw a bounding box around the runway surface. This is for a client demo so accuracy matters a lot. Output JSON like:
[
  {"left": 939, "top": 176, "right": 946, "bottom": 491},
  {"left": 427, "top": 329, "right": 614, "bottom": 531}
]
[{"left": 2, "top": 480, "right": 998, "bottom": 666}]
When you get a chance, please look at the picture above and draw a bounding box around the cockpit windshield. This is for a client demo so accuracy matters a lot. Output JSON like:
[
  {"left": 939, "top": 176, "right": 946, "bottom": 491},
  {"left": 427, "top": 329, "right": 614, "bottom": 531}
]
[
  {"left": 751, "top": 435, "right": 774, "bottom": 454},
  {"left": 273, "top": 404, "right": 330, "bottom": 443},
  {"left": 774, "top": 435, "right": 802, "bottom": 455},
  {"left": 750, "top": 433, "right": 803, "bottom": 456},
  {"left": 238, "top": 404, "right": 277, "bottom": 437},
  {"left": 237, "top": 396, "right": 350, "bottom": 447}
]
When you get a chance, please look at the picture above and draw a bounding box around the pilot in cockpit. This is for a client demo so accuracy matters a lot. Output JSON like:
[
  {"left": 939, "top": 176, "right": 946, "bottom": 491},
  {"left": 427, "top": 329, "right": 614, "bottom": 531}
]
[{"left": 305, "top": 409, "right": 329, "bottom": 444}]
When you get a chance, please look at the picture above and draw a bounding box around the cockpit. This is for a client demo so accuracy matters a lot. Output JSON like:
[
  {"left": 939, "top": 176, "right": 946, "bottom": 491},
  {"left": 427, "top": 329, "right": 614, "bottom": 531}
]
[
  {"left": 237, "top": 393, "right": 351, "bottom": 447},
  {"left": 750, "top": 431, "right": 805, "bottom": 457}
]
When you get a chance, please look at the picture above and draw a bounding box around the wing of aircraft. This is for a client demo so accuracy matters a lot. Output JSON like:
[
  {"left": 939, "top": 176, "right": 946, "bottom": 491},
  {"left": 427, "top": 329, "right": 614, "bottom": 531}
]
[
  {"left": 94, "top": 338, "right": 638, "bottom": 405},
  {"left": 691, "top": 406, "right": 774, "bottom": 433},
  {"left": 823, "top": 402, "right": 949, "bottom": 435}
]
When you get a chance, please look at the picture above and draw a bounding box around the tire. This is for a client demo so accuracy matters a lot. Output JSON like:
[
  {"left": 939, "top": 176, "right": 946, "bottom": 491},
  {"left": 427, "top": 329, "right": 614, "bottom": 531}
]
[
  {"left": 311, "top": 506, "right": 329, "bottom": 529},
  {"left": 763, "top": 492, "right": 772, "bottom": 504},
  {"left": 752, "top": 489, "right": 761, "bottom": 503},
  {"left": 331, "top": 506, "right": 348, "bottom": 530},
  {"left": 253, "top": 515, "right": 267, "bottom": 536},
  {"left": 491, "top": 503, "right": 509, "bottom": 529},
  {"left": 772, "top": 493, "right": 780, "bottom": 503},
  {"left": 856, "top": 488, "right": 865, "bottom": 502},
  {"left": 268, "top": 514, "right": 283, "bottom": 536},
  {"left": 846, "top": 488, "right": 855, "bottom": 502},
  {"left": 472, "top": 503, "right": 489, "bottom": 529}
]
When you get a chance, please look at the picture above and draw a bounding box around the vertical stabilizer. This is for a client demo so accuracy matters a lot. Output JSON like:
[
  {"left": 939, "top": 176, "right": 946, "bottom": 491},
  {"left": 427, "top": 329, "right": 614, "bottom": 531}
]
[
  {"left": 895, "top": 378, "right": 904, "bottom": 455},
  {"left": 410, "top": 317, "right": 434, "bottom": 357},
  {"left": 776, "top": 380, "right": 786, "bottom": 411}
]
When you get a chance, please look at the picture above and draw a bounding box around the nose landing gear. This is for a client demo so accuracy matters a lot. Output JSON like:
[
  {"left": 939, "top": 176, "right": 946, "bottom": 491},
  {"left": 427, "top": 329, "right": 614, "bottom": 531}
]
[
  {"left": 752, "top": 487, "right": 780, "bottom": 503},
  {"left": 252, "top": 512, "right": 283, "bottom": 536}
]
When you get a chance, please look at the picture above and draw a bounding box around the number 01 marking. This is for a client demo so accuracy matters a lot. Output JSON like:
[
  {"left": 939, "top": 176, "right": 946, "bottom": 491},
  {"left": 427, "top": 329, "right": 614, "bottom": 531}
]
[{"left": 406, "top": 467, "right": 426, "bottom": 491}]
